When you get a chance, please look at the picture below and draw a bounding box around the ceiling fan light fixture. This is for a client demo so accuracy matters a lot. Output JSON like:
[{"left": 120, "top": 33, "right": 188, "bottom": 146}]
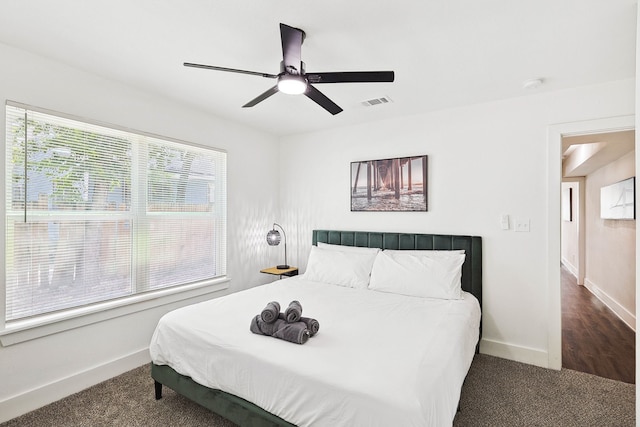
[{"left": 277, "top": 74, "right": 307, "bottom": 95}]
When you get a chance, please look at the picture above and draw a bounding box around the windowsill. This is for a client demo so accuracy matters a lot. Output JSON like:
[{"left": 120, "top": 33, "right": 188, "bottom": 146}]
[{"left": 0, "top": 276, "right": 230, "bottom": 346}]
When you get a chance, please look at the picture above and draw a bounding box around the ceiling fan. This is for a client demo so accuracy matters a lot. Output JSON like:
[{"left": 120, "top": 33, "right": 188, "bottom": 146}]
[{"left": 184, "top": 23, "right": 395, "bottom": 115}]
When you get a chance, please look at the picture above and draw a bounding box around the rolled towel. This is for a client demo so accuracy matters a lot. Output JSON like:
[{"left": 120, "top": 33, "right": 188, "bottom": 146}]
[
  {"left": 260, "top": 301, "right": 281, "bottom": 323},
  {"left": 250, "top": 314, "right": 262, "bottom": 335},
  {"left": 251, "top": 315, "right": 285, "bottom": 336},
  {"left": 272, "top": 321, "right": 310, "bottom": 345},
  {"left": 300, "top": 317, "right": 320, "bottom": 337},
  {"left": 279, "top": 313, "right": 320, "bottom": 337},
  {"left": 250, "top": 315, "right": 310, "bottom": 345},
  {"left": 285, "top": 300, "right": 303, "bottom": 323}
]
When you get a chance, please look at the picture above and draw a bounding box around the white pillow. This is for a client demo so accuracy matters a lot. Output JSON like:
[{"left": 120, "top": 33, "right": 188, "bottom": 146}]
[
  {"left": 317, "top": 242, "right": 381, "bottom": 254},
  {"left": 303, "top": 245, "right": 378, "bottom": 289},
  {"left": 369, "top": 250, "right": 465, "bottom": 299}
]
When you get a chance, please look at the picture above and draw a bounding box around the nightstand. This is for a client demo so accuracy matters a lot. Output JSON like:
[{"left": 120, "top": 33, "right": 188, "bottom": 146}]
[{"left": 260, "top": 266, "right": 298, "bottom": 278}]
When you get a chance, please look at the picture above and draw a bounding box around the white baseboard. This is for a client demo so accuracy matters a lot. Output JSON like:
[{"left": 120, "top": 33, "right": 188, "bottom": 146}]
[
  {"left": 560, "top": 258, "right": 578, "bottom": 278},
  {"left": 480, "top": 338, "right": 550, "bottom": 369},
  {"left": 583, "top": 278, "right": 636, "bottom": 332},
  {"left": 0, "top": 348, "right": 151, "bottom": 423}
]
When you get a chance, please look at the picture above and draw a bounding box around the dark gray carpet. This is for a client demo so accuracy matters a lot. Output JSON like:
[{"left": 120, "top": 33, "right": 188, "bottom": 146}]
[
  {"left": 454, "top": 354, "right": 635, "bottom": 426},
  {"left": 1, "top": 354, "right": 634, "bottom": 426}
]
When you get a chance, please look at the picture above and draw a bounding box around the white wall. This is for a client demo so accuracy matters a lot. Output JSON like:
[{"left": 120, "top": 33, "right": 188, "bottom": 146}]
[
  {"left": 279, "top": 78, "right": 635, "bottom": 368},
  {"left": 584, "top": 151, "right": 636, "bottom": 328},
  {"left": 0, "top": 42, "right": 280, "bottom": 421}
]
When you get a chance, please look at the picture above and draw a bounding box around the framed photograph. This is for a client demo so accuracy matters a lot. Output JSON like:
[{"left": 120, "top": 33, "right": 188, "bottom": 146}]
[
  {"left": 351, "top": 155, "right": 428, "bottom": 212},
  {"left": 600, "top": 177, "right": 635, "bottom": 220},
  {"left": 562, "top": 187, "right": 572, "bottom": 222}
]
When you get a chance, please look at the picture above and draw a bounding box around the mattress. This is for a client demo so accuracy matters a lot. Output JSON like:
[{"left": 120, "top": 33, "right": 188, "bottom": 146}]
[{"left": 149, "top": 276, "right": 481, "bottom": 427}]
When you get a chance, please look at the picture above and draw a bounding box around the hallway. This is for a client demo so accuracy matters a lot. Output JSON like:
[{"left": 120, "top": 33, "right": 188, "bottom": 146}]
[{"left": 561, "top": 266, "right": 635, "bottom": 383}]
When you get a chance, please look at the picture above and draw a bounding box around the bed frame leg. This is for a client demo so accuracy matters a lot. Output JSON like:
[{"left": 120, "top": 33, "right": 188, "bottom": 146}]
[{"left": 154, "top": 380, "right": 163, "bottom": 400}]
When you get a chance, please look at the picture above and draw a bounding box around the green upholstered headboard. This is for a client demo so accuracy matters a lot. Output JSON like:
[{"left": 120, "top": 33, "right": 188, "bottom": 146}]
[{"left": 312, "top": 230, "right": 482, "bottom": 308}]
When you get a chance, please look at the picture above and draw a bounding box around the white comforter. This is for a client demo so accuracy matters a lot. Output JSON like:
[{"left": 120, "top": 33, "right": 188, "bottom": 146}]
[{"left": 149, "top": 276, "right": 481, "bottom": 427}]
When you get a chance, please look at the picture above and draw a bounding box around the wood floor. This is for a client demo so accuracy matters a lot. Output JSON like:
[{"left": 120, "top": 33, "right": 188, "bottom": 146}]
[{"left": 561, "top": 266, "right": 635, "bottom": 384}]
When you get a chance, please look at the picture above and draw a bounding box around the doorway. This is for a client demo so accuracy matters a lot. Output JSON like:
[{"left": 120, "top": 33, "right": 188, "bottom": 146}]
[
  {"left": 547, "top": 115, "right": 635, "bottom": 372},
  {"left": 558, "top": 127, "right": 635, "bottom": 383}
]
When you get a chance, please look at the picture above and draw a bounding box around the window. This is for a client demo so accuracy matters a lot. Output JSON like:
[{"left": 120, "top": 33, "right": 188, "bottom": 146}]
[{"left": 4, "top": 102, "right": 227, "bottom": 323}]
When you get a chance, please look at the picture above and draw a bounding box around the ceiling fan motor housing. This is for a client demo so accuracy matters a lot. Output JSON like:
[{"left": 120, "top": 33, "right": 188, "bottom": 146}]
[{"left": 280, "top": 60, "right": 304, "bottom": 76}]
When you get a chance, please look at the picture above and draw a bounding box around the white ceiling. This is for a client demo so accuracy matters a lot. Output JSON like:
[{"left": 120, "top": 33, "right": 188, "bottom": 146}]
[
  {"left": 0, "top": 1, "right": 636, "bottom": 137},
  {"left": 562, "top": 130, "right": 635, "bottom": 177}
]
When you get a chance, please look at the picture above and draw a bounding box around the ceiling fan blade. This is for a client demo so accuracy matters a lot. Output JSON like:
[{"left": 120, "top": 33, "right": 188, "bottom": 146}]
[
  {"left": 280, "top": 23, "right": 304, "bottom": 73},
  {"left": 305, "top": 85, "right": 343, "bottom": 115},
  {"left": 242, "top": 85, "right": 280, "bottom": 108},
  {"left": 184, "top": 62, "right": 278, "bottom": 79},
  {"left": 306, "top": 71, "right": 395, "bottom": 84}
]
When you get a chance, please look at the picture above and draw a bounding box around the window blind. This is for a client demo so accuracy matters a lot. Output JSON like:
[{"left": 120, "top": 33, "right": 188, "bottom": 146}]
[{"left": 4, "top": 102, "right": 227, "bottom": 322}]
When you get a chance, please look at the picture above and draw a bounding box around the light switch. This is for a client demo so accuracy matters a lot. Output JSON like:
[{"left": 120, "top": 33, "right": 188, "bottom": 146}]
[
  {"left": 499, "top": 214, "right": 510, "bottom": 230},
  {"left": 515, "top": 218, "right": 530, "bottom": 232}
]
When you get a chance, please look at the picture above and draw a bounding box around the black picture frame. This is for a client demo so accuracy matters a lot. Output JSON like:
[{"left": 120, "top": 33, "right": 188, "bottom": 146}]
[
  {"left": 562, "top": 187, "right": 573, "bottom": 222},
  {"left": 351, "top": 155, "right": 428, "bottom": 212}
]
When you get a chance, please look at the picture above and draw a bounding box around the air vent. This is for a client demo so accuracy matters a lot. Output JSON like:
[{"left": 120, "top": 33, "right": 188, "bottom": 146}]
[{"left": 361, "top": 96, "right": 393, "bottom": 107}]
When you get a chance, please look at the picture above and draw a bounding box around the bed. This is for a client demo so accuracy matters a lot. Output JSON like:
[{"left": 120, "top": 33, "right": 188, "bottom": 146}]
[{"left": 150, "top": 230, "right": 482, "bottom": 427}]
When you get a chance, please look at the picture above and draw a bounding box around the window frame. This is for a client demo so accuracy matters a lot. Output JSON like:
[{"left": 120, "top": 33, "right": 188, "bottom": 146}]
[{"left": 1, "top": 101, "right": 228, "bottom": 344}]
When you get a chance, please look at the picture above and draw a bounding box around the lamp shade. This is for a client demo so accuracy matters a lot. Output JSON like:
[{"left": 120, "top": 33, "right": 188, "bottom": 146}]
[
  {"left": 266, "top": 223, "right": 289, "bottom": 269},
  {"left": 266, "top": 229, "right": 281, "bottom": 246}
]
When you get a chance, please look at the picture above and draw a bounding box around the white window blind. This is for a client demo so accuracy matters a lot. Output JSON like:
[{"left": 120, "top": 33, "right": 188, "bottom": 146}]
[{"left": 4, "top": 102, "right": 227, "bottom": 322}]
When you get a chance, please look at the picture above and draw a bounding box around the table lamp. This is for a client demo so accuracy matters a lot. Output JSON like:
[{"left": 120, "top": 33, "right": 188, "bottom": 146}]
[{"left": 266, "top": 223, "right": 289, "bottom": 269}]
